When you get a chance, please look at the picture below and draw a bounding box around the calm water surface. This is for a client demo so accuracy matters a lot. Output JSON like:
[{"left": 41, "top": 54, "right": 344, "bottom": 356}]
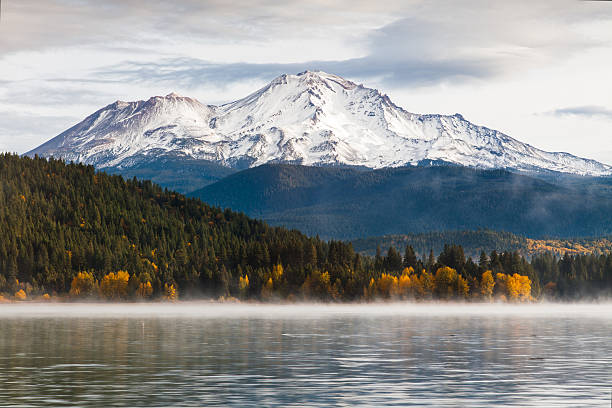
[{"left": 0, "top": 303, "right": 610, "bottom": 407}]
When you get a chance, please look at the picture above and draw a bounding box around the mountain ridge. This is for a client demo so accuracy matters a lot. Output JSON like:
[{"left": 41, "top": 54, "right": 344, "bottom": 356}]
[
  {"left": 189, "top": 163, "right": 612, "bottom": 239},
  {"left": 27, "top": 70, "right": 612, "bottom": 178}
]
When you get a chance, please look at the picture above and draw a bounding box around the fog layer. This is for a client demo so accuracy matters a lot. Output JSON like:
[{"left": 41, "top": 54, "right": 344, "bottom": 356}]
[{"left": 1, "top": 302, "right": 611, "bottom": 319}]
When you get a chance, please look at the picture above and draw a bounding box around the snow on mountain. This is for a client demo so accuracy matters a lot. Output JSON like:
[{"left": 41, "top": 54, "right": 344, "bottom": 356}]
[{"left": 27, "top": 71, "right": 612, "bottom": 176}]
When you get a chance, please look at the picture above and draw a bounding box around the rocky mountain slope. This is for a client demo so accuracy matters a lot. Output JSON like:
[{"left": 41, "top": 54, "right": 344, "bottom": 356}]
[{"left": 28, "top": 71, "right": 612, "bottom": 178}]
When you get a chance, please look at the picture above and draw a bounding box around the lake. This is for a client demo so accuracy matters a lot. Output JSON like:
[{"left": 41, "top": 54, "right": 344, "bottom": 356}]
[{"left": 0, "top": 303, "right": 610, "bottom": 407}]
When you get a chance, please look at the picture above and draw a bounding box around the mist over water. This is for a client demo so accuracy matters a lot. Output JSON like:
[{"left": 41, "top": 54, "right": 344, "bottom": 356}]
[
  {"left": 1, "top": 303, "right": 611, "bottom": 407},
  {"left": 1, "top": 301, "right": 611, "bottom": 319}
]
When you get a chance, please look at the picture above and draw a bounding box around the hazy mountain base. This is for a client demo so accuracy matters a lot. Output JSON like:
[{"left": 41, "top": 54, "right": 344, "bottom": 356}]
[
  {"left": 190, "top": 163, "right": 612, "bottom": 239},
  {"left": 103, "top": 156, "right": 237, "bottom": 194}
]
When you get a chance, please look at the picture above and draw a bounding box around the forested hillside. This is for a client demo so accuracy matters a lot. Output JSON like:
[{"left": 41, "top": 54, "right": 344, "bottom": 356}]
[
  {"left": 0, "top": 154, "right": 610, "bottom": 302},
  {"left": 190, "top": 164, "right": 612, "bottom": 239},
  {"left": 104, "top": 156, "right": 236, "bottom": 194},
  {"left": 352, "top": 230, "right": 612, "bottom": 259},
  {"left": 0, "top": 154, "right": 341, "bottom": 299}
]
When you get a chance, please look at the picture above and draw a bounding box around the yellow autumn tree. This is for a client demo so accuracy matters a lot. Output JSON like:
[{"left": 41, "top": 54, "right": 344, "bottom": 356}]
[
  {"left": 480, "top": 270, "right": 495, "bottom": 300},
  {"left": 518, "top": 274, "right": 532, "bottom": 301},
  {"left": 99, "top": 271, "right": 130, "bottom": 300},
  {"left": 365, "top": 277, "right": 376, "bottom": 299},
  {"left": 163, "top": 283, "right": 177, "bottom": 301},
  {"left": 433, "top": 267, "right": 457, "bottom": 299},
  {"left": 272, "top": 263, "right": 284, "bottom": 282},
  {"left": 398, "top": 268, "right": 413, "bottom": 299},
  {"left": 70, "top": 271, "right": 98, "bottom": 298},
  {"left": 507, "top": 273, "right": 532, "bottom": 302},
  {"left": 14, "top": 289, "right": 26, "bottom": 301},
  {"left": 412, "top": 270, "right": 434, "bottom": 299},
  {"left": 301, "top": 270, "right": 332, "bottom": 299},
  {"left": 261, "top": 277, "right": 274, "bottom": 300},
  {"left": 375, "top": 273, "right": 399, "bottom": 299},
  {"left": 456, "top": 274, "right": 470, "bottom": 299},
  {"left": 495, "top": 273, "right": 509, "bottom": 300},
  {"left": 506, "top": 274, "right": 519, "bottom": 301},
  {"left": 136, "top": 281, "right": 153, "bottom": 299},
  {"left": 433, "top": 267, "right": 471, "bottom": 299},
  {"left": 411, "top": 275, "right": 423, "bottom": 299},
  {"left": 238, "top": 274, "right": 249, "bottom": 298}
]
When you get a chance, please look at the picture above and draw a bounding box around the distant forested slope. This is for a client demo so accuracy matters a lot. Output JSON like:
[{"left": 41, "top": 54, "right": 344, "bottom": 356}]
[
  {"left": 352, "top": 230, "right": 527, "bottom": 259},
  {"left": 351, "top": 230, "right": 612, "bottom": 259},
  {"left": 104, "top": 156, "right": 236, "bottom": 194},
  {"left": 190, "top": 164, "right": 612, "bottom": 239}
]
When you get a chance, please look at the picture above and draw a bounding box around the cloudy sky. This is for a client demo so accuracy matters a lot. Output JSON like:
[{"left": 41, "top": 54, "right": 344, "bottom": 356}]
[{"left": 1, "top": 0, "right": 612, "bottom": 163}]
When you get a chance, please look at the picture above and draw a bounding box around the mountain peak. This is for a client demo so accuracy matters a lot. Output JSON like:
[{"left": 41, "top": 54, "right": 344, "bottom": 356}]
[
  {"left": 296, "top": 69, "right": 351, "bottom": 80},
  {"left": 265, "top": 71, "right": 358, "bottom": 93},
  {"left": 26, "top": 72, "right": 612, "bottom": 177},
  {"left": 295, "top": 70, "right": 358, "bottom": 89}
]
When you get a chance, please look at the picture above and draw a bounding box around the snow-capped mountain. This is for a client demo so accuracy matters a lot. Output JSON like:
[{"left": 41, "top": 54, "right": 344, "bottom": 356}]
[{"left": 27, "top": 71, "right": 612, "bottom": 176}]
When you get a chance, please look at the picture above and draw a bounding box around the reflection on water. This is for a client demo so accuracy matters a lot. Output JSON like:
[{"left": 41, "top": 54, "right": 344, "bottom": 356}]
[{"left": 0, "top": 303, "right": 611, "bottom": 407}]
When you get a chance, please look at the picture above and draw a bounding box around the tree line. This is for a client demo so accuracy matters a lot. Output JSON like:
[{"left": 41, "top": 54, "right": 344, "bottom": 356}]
[{"left": 0, "top": 154, "right": 610, "bottom": 302}]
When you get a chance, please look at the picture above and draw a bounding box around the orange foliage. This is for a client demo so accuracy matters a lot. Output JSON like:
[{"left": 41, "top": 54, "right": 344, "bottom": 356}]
[
  {"left": 163, "top": 283, "right": 177, "bottom": 301},
  {"left": 412, "top": 270, "right": 434, "bottom": 299},
  {"left": 239, "top": 274, "right": 249, "bottom": 290},
  {"left": 398, "top": 271, "right": 412, "bottom": 299},
  {"left": 272, "top": 263, "right": 284, "bottom": 281},
  {"left": 507, "top": 273, "right": 531, "bottom": 302},
  {"left": 495, "top": 272, "right": 531, "bottom": 302},
  {"left": 375, "top": 273, "right": 400, "bottom": 298},
  {"left": 136, "top": 281, "right": 153, "bottom": 298},
  {"left": 99, "top": 271, "right": 130, "bottom": 300},
  {"left": 261, "top": 277, "right": 274, "bottom": 300},
  {"left": 433, "top": 267, "right": 457, "bottom": 299},
  {"left": 432, "top": 267, "right": 471, "bottom": 299},
  {"left": 70, "top": 271, "right": 97, "bottom": 298},
  {"left": 456, "top": 274, "right": 470, "bottom": 299},
  {"left": 14, "top": 289, "right": 26, "bottom": 301},
  {"left": 480, "top": 270, "right": 495, "bottom": 299}
]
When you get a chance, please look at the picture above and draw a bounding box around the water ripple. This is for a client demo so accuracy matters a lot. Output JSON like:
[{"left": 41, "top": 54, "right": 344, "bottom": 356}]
[{"left": 0, "top": 307, "right": 610, "bottom": 407}]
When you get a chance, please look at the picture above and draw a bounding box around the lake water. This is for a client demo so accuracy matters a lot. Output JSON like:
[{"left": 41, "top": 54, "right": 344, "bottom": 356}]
[{"left": 0, "top": 303, "right": 610, "bottom": 407}]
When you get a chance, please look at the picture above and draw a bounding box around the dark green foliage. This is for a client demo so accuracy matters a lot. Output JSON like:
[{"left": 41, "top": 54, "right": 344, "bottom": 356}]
[
  {"left": 352, "top": 230, "right": 527, "bottom": 259},
  {"left": 0, "top": 154, "right": 368, "bottom": 298},
  {"left": 0, "top": 154, "right": 609, "bottom": 300},
  {"left": 190, "top": 164, "right": 612, "bottom": 239},
  {"left": 403, "top": 245, "right": 417, "bottom": 269},
  {"left": 352, "top": 230, "right": 612, "bottom": 263},
  {"left": 438, "top": 245, "right": 466, "bottom": 272},
  {"left": 532, "top": 252, "right": 612, "bottom": 299},
  {"left": 383, "top": 246, "right": 403, "bottom": 272}
]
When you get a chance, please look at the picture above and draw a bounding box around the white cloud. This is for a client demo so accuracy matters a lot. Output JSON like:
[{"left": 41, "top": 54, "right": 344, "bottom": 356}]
[
  {"left": 547, "top": 105, "right": 612, "bottom": 119},
  {"left": 1, "top": 0, "right": 612, "bottom": 164}
]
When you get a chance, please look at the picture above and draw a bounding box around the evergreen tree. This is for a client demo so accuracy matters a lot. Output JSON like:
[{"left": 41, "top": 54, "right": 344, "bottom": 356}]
[{"left": 403, "top": 245, "right": 417, "bottom": 269}]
